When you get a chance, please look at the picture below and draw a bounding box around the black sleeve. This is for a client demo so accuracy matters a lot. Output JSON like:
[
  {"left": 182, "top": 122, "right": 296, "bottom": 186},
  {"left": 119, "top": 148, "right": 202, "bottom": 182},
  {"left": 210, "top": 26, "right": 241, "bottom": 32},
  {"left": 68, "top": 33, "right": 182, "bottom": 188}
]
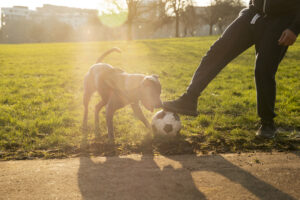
[{"left": 289, "top": 10, "right": 300, "bottom": 35}]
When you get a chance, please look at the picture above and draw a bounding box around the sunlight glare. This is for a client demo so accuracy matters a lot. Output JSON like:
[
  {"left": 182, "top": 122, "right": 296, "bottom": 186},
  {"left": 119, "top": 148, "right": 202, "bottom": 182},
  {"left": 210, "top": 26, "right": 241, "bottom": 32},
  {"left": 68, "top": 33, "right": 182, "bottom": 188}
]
[{"left": 97, "top": 0, "right": 128, "bottom": 28}]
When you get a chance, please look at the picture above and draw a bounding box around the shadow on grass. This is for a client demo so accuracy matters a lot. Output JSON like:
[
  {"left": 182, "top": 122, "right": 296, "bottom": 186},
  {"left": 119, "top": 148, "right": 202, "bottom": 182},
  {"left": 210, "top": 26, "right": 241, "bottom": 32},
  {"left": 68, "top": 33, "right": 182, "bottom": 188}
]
[
  {"left": 78, "top": 131, "right": 297, "bottom": 200},
  {"left": 1, "top": 126, "right": 299, "bottom": 160}
]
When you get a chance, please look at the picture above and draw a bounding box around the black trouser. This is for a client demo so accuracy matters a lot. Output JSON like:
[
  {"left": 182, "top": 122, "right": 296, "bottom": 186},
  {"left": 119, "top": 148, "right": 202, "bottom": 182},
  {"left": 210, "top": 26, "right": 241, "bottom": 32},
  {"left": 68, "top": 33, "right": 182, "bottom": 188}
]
[{"left": 187, "top": 7, "right": 294, "bottom": 121}]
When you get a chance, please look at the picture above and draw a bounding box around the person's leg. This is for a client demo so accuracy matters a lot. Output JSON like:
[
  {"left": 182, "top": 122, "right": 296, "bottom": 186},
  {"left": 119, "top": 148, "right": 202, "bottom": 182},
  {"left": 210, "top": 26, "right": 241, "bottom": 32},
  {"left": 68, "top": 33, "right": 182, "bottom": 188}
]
[
  {"left": 254, "top": 16, "right": 293, "bottom": 138},
  {"left": 163, "top": 8, "right": 256, "bottom": 116}
]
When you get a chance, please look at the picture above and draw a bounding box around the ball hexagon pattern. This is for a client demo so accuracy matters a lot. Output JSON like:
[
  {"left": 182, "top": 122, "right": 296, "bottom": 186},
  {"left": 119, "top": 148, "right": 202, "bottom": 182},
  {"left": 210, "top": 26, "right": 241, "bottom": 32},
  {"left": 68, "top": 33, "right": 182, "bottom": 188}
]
[{"left": 151, "top": 110, "right": 181, "bottom": 136}]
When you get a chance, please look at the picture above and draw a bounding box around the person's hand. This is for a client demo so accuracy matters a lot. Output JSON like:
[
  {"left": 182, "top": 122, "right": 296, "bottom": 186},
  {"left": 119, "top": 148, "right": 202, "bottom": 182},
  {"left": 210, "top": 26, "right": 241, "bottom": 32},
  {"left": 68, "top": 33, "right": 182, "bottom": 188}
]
[{"left": 278, "top": 29, "right": 297, "bottom": 46}]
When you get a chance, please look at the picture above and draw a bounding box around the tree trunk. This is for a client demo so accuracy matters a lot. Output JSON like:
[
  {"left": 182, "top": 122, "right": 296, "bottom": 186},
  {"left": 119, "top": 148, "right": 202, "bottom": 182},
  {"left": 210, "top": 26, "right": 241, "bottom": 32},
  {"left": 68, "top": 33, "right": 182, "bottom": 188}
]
[
  {"left": 209, "top": 24, "right": 213, "bottom": 35},
  {"left": 190, "top": 30, "right": 194, "bottom": 37},
  {"left": 183, "top": 26, "right": 187, "bottom": 37},
  {"left": 127, "top": 21, "right": 132, "bottom": 41},
  {"left": 175, "top": 13, "right": 179, "bottom": 37}
]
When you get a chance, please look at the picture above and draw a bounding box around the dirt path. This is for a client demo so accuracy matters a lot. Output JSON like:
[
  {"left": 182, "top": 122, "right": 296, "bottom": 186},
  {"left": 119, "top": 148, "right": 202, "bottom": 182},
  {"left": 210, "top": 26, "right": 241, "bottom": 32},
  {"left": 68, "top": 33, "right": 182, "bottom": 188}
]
[{"left": 1, "top": 152, "right": 300, "bottom": 200}]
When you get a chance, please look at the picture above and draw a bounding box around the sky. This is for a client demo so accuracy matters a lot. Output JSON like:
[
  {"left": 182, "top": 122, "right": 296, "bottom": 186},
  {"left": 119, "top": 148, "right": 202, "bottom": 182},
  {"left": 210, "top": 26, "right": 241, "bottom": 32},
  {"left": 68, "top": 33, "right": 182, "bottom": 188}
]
[{"left": 0, "top": 0, "right": 248, "bottom": 13}]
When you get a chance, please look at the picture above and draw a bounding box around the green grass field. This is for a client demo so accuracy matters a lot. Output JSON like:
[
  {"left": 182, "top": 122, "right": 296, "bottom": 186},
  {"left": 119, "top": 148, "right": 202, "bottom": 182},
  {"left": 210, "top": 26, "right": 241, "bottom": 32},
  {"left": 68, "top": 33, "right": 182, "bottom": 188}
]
[{"left": 0, "top": 37, "right": 299, "bottom": 160}]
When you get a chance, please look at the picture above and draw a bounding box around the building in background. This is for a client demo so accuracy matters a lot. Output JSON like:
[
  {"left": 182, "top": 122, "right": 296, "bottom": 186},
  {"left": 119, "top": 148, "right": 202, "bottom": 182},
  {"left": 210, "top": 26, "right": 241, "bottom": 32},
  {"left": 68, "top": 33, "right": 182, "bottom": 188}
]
[
  {"left": 1, "top": 6, "right": 31, "bottom": 23},
  {"left": 1, "top": 4, "right": 97, "bottom": 29},
  {"left": 34, "top": 4, "right": 98, "bottom": 29},
  {"left": 0, "top": 4, "right": 98, "bottom": 43}
]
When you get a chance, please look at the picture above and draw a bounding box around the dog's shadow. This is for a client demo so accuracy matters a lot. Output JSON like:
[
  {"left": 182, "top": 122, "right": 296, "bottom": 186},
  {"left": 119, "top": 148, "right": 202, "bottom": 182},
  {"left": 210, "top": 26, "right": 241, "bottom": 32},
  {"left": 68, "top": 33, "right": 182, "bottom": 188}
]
[
  {"left": 78, "top": 130, "right": 205, "bottom": 199},
  {"left": 78, "top": 132, "right": 296, "bottom": 200}
]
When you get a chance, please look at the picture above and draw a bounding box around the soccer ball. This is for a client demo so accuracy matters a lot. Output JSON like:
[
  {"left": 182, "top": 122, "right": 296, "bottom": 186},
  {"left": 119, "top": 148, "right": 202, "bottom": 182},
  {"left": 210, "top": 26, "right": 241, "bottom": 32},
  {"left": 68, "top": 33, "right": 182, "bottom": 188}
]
[{"left": 151, "top": 110, "right": 182, "bottom": 136}]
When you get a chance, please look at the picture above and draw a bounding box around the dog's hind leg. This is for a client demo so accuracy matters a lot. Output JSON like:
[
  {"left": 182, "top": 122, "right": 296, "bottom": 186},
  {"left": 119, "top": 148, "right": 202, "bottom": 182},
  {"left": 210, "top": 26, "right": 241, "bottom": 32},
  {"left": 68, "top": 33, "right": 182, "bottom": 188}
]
[
  {"left": 82, "top": 90, "right": 92, "bottom": 131},
  {"left": 105, "top": 96, "right": 124, "bottom": 142},
  {"left": 82, "top": 75, "right": 95, "bottom": 131},
  {"left": 94, "top": 100, "right": 107, "bottom": 133},
  {"left": 94, "top": 80, "right": 110, "bottom": 134}
]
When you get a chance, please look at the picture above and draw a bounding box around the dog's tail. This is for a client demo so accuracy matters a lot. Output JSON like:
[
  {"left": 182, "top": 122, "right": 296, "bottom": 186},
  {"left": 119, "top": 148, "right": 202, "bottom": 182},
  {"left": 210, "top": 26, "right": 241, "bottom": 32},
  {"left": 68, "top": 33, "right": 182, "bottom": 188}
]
[{"left": 96, "top": 47, "right": 122, "bottom": 63}]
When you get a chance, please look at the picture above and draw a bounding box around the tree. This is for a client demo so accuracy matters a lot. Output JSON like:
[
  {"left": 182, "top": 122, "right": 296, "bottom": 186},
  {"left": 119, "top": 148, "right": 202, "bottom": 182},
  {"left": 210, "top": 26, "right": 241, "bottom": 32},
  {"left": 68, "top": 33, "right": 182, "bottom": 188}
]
[
  {"left": 0, "top": 28, "right": 3, "bottom": 43},
  {"left": 126, "top": 0, "right": 142, "bottom": 40},
  {"left": 198, "top": 2, "right": 219, "bottom": 35},
  {"left": 139, "top": 0, "right": 172, "bottom": 36},
  {"left": 104, "top": 0, "right": 143, "bottom": 40},
  {"left": 215, "top": 0, "right": 245, "bottom": 33},
  {"left": 181, "top": 4, "right": 198, "bottom": 37},
  {"left": 199, "top": 0, "right": 245, "bottom": 35},
  {"left": 165, "top": 0, "right": 193, "bottom": 37}
]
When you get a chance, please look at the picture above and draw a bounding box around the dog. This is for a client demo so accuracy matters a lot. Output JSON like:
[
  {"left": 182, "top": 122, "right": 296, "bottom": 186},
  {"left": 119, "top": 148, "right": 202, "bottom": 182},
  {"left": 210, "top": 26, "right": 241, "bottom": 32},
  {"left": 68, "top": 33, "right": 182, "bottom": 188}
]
[{"left": 82, "top": 48, "right": 162, "bottom": 141}]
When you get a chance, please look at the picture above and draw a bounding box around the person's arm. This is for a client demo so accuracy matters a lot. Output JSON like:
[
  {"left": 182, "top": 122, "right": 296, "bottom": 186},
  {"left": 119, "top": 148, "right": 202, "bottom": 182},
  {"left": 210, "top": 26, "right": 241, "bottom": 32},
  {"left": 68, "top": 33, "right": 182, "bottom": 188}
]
[
  {"left": 289, "top": 9, "right": 300, "bottom": 36},
  {"left": 278, "top": 6, "right": 300, "bottom": 46}
]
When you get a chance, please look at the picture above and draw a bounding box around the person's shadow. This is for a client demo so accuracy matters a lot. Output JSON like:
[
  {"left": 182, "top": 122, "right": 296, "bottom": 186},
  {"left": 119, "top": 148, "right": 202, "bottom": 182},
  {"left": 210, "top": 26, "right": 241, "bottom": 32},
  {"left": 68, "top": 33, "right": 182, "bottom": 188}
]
[{"left": 78, "top": 132, "right": 296, "bottom": 200}]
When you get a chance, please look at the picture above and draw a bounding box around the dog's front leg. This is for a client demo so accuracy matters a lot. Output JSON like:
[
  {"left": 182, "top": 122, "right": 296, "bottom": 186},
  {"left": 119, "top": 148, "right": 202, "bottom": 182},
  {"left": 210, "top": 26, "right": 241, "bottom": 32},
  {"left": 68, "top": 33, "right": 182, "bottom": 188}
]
[
  {"left": 82, "top": 91, "right": 91, "bottom": 132},
  {"left": 131, "top": 103, "right": 150, "bottom": 128},
  {"left": 105, "top": 94, "right": 126, "bottom": 142},
  {"left": 82, "top": 106, "right": 88, "bottom": 131}
]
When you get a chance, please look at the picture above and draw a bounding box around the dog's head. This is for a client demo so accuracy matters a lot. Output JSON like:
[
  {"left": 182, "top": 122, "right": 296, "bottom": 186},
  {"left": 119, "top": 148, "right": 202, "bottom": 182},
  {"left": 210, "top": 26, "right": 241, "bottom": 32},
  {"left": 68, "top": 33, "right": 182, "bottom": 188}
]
[{"left": 140, "top": 75, "right": 162, "bottom": 112}]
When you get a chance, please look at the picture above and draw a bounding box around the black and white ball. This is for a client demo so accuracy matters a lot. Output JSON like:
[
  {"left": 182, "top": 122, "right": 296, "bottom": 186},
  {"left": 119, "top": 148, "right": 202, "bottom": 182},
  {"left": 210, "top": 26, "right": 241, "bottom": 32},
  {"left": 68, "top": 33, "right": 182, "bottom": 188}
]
[{"left": 151, "top": 110, "right": 181, "bottom": 136}]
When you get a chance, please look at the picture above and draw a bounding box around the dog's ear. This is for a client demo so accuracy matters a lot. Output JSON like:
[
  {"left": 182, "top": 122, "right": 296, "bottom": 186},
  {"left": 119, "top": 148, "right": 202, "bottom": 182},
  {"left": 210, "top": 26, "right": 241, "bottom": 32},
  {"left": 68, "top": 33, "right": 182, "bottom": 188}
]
[
  {"left": 143, "top": 76, "right": 156, "bottom": 86},
  {"left": 152, "top": 74, "right": 159, "bottom": 79}
]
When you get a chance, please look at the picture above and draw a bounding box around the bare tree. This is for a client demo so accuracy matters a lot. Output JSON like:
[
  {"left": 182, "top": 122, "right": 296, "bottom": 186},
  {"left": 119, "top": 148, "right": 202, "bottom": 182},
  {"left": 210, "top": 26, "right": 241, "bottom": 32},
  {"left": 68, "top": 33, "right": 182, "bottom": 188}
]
[
  {"left": 0, "top": 28, "right": 3, "bottom": 43},
  {"left": 136, "top": 0, "right": 172, "bottom": 37},
  {"left": 105, "top": 0, "right": 143, "bottom": 40},
  {"left": 215, "top": 0, "right": 245, "bottom": 33},
  {"left": 199, "top": 0, "right": 245, "bottom": 35},
  {"left": 126, "top": 0, "right": 142, "bottom": 40},
  {"left": 142, "top": 0, "right": 170, "bottom": 35},
  {"left": 165, "top": 0, "right": 192, "bottom": 37},
  {"left": 181, "top": 4, "right": 198, "bottom": 37},
  {"left": 198, "top": 2, "right": 219, "bottom": 35}
]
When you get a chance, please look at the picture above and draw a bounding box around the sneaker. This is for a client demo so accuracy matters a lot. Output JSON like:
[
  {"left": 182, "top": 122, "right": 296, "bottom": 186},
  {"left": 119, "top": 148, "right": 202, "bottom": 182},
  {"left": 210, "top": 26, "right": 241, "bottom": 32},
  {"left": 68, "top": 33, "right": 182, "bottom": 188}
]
[
  {"left": 163, "top": 93, "right": 198, "bottom": 116},
  {"left": 256, "top": 120, "right": 277, "bottom": 139}
]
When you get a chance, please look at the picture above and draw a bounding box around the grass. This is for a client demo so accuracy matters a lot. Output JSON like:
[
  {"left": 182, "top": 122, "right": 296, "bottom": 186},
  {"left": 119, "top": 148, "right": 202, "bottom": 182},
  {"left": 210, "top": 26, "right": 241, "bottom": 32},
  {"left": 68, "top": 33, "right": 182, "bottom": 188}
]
[{"left": 0, "top": 37, "right": 299, "bottom": 160}]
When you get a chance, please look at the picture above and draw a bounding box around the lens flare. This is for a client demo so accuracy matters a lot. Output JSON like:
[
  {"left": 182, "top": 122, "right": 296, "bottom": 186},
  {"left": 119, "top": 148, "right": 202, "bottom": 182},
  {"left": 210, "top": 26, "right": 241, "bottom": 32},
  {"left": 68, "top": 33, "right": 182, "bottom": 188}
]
[
  {"left": 97, "top": 0, "right": 128, "bottom": 28},
  {"left": 99, "top": 11, "right": 128, "bottom": 28}
]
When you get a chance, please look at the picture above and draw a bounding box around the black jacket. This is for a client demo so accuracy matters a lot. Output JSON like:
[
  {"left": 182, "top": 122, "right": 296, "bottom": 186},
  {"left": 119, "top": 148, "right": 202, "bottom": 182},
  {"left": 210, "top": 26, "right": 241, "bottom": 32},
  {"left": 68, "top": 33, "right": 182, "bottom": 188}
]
[{"left": 250, "top": 0, "right": 300, "bottom": 35}]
